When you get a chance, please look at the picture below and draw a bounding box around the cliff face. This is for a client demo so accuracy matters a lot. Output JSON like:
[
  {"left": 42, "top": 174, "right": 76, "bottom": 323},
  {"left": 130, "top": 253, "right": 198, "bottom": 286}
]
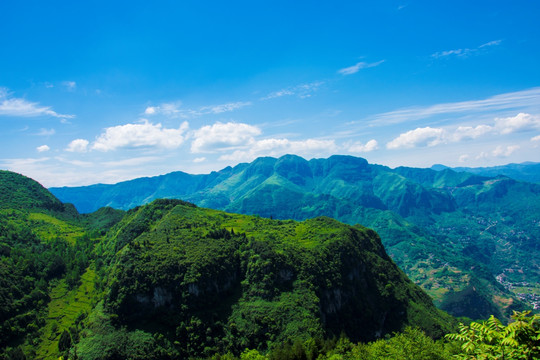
[{"left": 103, "top": 200, "right": 454, "bottom": 352}]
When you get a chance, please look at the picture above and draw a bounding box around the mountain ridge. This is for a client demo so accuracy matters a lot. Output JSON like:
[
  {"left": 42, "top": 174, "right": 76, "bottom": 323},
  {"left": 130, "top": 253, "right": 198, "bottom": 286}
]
[
  {"left": 49, "top": 155, "right": 540, "bottom": 319},
  {"left": 0, "top": 170, "right": 456, "bottom": 359}
]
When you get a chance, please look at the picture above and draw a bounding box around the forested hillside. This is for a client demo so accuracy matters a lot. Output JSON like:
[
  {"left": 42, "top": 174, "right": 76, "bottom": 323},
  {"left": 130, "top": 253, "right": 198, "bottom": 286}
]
[
  {"left": 50, "top": 155, "right": 540, "bottom": 320},
  {"left": 1, "top": 170, "right": 458, "bottom": 359}
]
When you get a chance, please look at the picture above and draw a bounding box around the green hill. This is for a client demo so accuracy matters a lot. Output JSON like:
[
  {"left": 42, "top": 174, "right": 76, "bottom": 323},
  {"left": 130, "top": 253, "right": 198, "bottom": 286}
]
[
  {"left": 0, "top": 171, "right": 125, "bottom": 359},
  {"left": 0, "top": 170, "right": 456, "bottom": 359},
  {"left": 83, "top": 199, "right": 454, "bottom": 358},
  {"left": 50, "top": 155, "right": 540, "bottom": 319}
]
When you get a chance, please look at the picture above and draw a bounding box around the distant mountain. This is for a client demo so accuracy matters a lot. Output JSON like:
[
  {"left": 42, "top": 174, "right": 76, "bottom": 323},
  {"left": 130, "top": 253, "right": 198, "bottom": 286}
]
[
  {"left": 431, "top": 162, "right": 540, "bottom": 184},
  {"left": 50, "top": 155, "right": 539, "bottom": 319},
  {"left": 0, "top": 171, "right": 454, "bottom": 359}
]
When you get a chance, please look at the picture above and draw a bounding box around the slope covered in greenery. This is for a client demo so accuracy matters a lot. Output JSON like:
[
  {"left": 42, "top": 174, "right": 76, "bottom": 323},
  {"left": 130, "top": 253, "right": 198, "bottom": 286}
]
[
  {"left": 50, "top": 155, "right": 540, "bottom": 319},
  {"left": 0, "top": 171, "right": 125, "bottom": 359},
  {"left": 80, "top": 198, "right": 455, "bottom": 358},
  {"left": 1, "top": 170, "right": 458, "bottom": 359}
]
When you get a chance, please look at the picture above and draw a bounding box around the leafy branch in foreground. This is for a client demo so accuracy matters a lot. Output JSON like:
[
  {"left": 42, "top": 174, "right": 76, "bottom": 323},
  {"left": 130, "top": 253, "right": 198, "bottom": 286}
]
[{"left": 446, "top": 311, "right": 540, "bottom": 359}]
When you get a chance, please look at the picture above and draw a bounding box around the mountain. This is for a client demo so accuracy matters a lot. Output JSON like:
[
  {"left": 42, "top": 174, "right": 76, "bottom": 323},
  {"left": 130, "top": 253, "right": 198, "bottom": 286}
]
[
  {"left": 85, "top": 199, "right": 454, "bottom": 358},
  {"left": 0, "top": 171, "right": 124, "bottom": 359},
  {"left": 0, "top": 170, "right": 455, "bottom": 359},
  {"left": 431, "top": 162, "right": 540, "bottom": 184},
  {"left": 50, "top": 155, "right": 540, "bottom": 319}
]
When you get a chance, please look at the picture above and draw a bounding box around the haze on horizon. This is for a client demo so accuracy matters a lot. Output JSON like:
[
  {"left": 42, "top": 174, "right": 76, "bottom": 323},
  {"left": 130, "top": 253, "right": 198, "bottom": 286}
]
[{"left": 1, "top": 1, "right": 540, "bottom": 187}]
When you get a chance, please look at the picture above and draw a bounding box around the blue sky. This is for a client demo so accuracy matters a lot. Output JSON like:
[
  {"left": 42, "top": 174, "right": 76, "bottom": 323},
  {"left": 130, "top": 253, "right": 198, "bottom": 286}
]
[{"left": 1, "top": 1, "right": 540, "bottom": 186}]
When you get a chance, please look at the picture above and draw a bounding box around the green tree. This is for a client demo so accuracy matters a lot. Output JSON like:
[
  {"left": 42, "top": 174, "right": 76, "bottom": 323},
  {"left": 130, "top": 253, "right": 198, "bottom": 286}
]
[{"left": 446, "top": 311, "right": 540, "bottom": 359}]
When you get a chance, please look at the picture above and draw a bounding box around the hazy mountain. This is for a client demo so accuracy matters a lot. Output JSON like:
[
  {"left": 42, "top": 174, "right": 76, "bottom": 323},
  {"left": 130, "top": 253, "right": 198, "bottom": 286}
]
[
  {"left": 50, "top": 155, "right": 539, "bottom": 319},
  {"left": 431, "top": 162, "right": 540, "bottom": 184}
]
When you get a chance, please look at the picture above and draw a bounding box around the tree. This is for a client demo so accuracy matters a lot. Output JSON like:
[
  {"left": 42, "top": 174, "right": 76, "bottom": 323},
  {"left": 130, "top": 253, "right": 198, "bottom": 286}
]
[{"left": 446, "top": 311, "right": 540, "bottom": 359}]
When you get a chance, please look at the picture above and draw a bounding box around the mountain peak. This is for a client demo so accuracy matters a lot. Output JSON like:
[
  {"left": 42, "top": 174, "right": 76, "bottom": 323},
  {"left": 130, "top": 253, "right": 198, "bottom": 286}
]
[{"left": 0, "top": 170, "right": 66, "bottom": 212}]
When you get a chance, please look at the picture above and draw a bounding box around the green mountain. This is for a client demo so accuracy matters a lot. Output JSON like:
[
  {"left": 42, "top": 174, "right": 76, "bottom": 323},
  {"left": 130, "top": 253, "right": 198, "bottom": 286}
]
[
  {"left": 0, "top": 171, "right": 122, "bottom": 359},
  {"left": 0, "top": 170, "right": 455, "bottom": 359},
  {"left": 431, "top": 162, "right": 540, "bottom": 184},
  {"left": 50, "top": 155, "right": 540, "bottom": 319}
]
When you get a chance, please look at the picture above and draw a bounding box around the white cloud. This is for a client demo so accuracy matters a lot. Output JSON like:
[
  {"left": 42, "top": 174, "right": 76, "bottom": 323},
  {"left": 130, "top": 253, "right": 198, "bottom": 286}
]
[
  {"left": 0, "top": 87, "right": 74, "bottom": 118},
  {"left": 347, "top": 139, "right": 378, "bottom": 152},
  {"left": 531, "top": 135, "right": 540, "bottom": 142},
  {"left": 479, "top": 40, "right": 502, "bottom": 48},
  {"left": 191, "top": 122, "right": 261, "bottom": 153},
  {"left": 262, "top": 81, "right": 324, "bottom": 100},
  {"left": 369, "top": 87, "right": 540, "bottom": 126},
  {"left": 459, "top": 154, "right": 469, "bottom": 162},
  {"left": 62, "top": 81, "right": 76, "bottom": 92},
  {"left": 193, "top": 157, "right": 206, "bottom": 163},
  {"left": 451, "top": 125, "right": 493, "bottom": 141},
  {"left": 102, "top": 156, "right": 161, "bottom": 167},
  {"left": 144, "top": 101, "right": 251, "bottom": 118},
  {"left": 219, "top": 138, "right": 338, "bottom": 162},
  {"left": 385, "top": 112, "right": 540, "bottom": 150},
  {"left": 387, "top": 127, "right": 445, "bottom": 149},
  {"left": 494, "top": 113, "right": 540, "bottom": 134},
  {"left": 492, "top": 145, "right": 519, "bottom": 157},
  {"left": 55, "top": 156, "right": 93, "bottom": 167},
  {"left": 37, "top": 128, "right": 56, "bottom": 136},
  {"left": 431, "top": 39, "right": 502, "bottom": 59},
  {"left": 93, "top": 120, "right": 188, "bottom": 151},
  {"left": 145, "top": 106, "right": 157, "bottom": 115},
  {"left": 338, "top": 60, "right": 384, "bottom": 75},
  {"left": 66, "top": 139, "right": 89, "bottom": 152},
  {"left": 199, "top": 101, "right": 251, "bottom": 114},
  {"left": 36, "top": 145, "right": 50, "bottom": 152},
  {"left": 263, "top": 89, "right": 294, "bottom": 99}
]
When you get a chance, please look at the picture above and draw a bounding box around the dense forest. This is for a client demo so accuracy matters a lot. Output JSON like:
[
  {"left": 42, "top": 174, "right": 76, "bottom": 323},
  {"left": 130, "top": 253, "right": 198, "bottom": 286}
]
[
  {"left": 1, "top": 169, "right": 539, "bottom": 359},
  {"left": 51, "top": 155, "right": 540, "bottom": 320}
]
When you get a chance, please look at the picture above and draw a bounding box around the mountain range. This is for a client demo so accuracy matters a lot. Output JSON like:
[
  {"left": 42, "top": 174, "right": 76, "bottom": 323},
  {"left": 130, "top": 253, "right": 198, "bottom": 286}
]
[
  {"left": 0, "top": 170, "right": 454, "bottom": 359},
  {"left": 50, "top": 155, "right": 540, "bottom": 320}
]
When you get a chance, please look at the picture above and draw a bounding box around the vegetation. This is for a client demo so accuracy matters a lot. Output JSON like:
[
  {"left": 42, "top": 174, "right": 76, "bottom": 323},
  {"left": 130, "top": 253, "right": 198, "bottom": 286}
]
[
  {"left": 446, "top": 311, "right": 540, "bottom": 359},
  {"left": 1, "top": 169, "right": 538, "bottom": 359},
  {"left": 50, "top": 155, "right": 540, "bottom": 319}
]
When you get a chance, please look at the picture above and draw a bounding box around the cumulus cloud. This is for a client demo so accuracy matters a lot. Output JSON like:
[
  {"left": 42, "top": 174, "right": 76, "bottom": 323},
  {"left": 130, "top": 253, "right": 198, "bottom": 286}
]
[
  {"left": 386, "top": 127, "right": 445, "bottom": 149},
  {"left": 338, "top": 60, "right": 384, "bottom": 75},
  {"left": 0, "top": 87, "right": 74, "bottom": 118},
  {"left": 36, "top": 145, "right": 50, "bottom": 152},
  {"left": 386, "top": 112, "right": 540, "bottom": 150},
  {"left": 193, "top": 157, "right": 206, "bottom": 163},
  {"left": 451, "top": 125, "right": 493, "bottom": 141},
  {"left": 144, "top": 106, "right": 157, "bottom": 115},
  {"left": 93, "top": 120, "right": 188, "bottom": 151},
  {"left": 492, "top": 145, "right": 519, "bottom": 157},
  {"left": 531, "top": 135, "right": 540, "bottom": 142},
  {"left": 219, "top": 138, "right": 338, "bottom": 162},
  {"left": 347, "top": 139, "right": 378, "bottom": 152},
  {"left": 191, "top": 122, "right": 261, "bottom": 153},
  {"left": 494, "top": 113, "right": 540, "bottom": 134},
  {"left": 66, "top": 139, "right": 89, "bottom": 152}
]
